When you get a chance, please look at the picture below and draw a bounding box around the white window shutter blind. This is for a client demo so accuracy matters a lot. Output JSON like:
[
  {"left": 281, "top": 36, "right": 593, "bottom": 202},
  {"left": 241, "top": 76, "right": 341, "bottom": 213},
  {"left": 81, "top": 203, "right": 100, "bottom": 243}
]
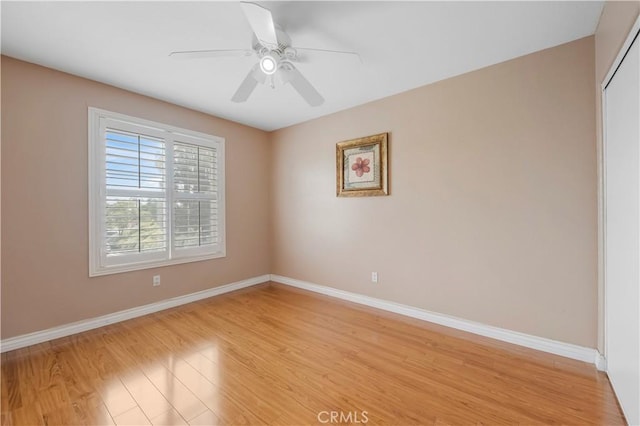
[
  {"left": 104, "top": 129, "right": 167, "bottom": 259},
  {"left": 105, "top": 129, "right": 166, "bottom": 190},
  {"left": 89, "top": 108, "right": 225, "bottom": 276},
  {"left": 173, "top": 141, "right": 220, "bottom": 253}
]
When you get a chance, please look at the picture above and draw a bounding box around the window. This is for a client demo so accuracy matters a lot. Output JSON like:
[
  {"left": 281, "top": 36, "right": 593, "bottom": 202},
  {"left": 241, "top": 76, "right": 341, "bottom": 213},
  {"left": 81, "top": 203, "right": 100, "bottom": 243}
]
[{"left": 89, "top": 108, "right": 225, "bottom": 276}]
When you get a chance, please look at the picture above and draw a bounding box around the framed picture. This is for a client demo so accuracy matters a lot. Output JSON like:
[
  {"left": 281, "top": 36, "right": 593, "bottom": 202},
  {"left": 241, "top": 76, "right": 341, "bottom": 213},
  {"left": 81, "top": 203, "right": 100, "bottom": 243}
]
[{"left": 336, "top": 132, "right": 389, "bottom": 197}]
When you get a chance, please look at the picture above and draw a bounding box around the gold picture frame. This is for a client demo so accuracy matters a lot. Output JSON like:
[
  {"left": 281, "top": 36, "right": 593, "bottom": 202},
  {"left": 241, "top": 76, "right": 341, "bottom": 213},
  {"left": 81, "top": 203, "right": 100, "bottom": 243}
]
[{"left": 336, "top": 132, "right": 389, "bottom": 197}]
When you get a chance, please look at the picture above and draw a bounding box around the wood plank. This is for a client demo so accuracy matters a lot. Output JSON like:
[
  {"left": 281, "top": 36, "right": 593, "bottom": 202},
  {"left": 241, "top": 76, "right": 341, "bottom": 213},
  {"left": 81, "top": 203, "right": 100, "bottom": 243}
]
[
  {"left": 41, "top": 405, "right": 82, "bottom": 426},
  {"left": 96, "top": 378, "right": 138, "bottom": 419},
  {"left": 9, "top": 404, "right": 44, "bottom": 426},
  {"left": 187, "top": 409, "right": 220, "bottom": 426},
  {"left": 119, "top": 371, "right": 173, "bottom": 420},
  {"left": 143, "top": 364, "right": 208, "bottom": 422},
  {"left": 112, "top": 406, "right": 150, "bottom": 426},
  {"left": 0, "top": 412, "right": 12, "bottom": 426},
  {"left": 149, "top": 408, "right": 188, "bottom": 426},
  {"left": 69, "top": 393, "right": 115, "bottom": 426}
]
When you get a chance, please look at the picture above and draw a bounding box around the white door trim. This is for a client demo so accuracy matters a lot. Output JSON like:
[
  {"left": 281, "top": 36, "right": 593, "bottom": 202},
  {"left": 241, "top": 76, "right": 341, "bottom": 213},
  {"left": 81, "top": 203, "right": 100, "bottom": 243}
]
[
  {"left": 600, "top": 14, "right": 640, "bottom": 425},
  {"left": 602, "top": 16, "right": 640, "bottom": 91},
  {"left": 600, "top": 13, "right": 640, "bottom": 365}
]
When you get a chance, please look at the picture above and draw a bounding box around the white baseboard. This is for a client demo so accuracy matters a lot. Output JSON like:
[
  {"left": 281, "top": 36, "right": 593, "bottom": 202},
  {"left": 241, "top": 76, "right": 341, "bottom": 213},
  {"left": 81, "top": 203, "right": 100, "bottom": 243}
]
[
  {"left": 270, "top": 274, "right": 605, "bottom": 368},
  {"left": 0, "top": 274, "right": 270, "bottom": 353},
  {"left": 2, "top": 273, "right": 607, "bottom": 370},
  {"left": 595, "top": 352, "right": 607, "bottom": 372}
]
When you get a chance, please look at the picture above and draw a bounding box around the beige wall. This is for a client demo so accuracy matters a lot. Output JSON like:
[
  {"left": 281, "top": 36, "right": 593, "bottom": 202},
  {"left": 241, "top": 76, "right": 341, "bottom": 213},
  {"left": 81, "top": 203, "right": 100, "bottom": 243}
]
[
  {"left": 270, "top": 37, "right": 597, "bottom": 347},
  {"left": 1, "top": 56, "right": 271, "bottom": 339},
  {"left": 594, "top": 1, "right": 640, "bottom": 352},
  {"left": 2, "top": 35, "right": 601, "bottom": 348}
]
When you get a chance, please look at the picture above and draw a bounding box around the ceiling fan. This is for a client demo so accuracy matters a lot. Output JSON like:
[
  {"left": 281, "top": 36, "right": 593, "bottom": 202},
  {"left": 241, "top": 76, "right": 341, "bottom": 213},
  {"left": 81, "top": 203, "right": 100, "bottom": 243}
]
[{"left": 169, "top": 2, "right": 360, "bottom": 107}]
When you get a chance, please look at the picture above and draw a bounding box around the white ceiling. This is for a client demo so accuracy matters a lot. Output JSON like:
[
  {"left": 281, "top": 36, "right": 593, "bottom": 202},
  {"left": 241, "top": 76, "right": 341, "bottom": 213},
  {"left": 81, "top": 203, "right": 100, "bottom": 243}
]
[{"left": 2, "top": 1, "right": 604, "bottom": 131}]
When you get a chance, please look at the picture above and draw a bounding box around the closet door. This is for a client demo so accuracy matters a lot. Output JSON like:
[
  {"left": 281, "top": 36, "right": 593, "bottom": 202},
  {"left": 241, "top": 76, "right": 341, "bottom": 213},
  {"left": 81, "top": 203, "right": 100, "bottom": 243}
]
[{"left": 604, "top": 23, "right": 640, "bottom": 426}]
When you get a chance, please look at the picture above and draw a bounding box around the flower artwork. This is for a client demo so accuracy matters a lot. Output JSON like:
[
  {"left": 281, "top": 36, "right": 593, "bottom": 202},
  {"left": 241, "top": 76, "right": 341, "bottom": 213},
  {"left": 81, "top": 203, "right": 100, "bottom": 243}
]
[
  {"left": 351, "top": 157, "right": 371, "bottom": 177},
  {"left": 336, "top": 133, "right": 388, "bottom": 197},
  {"left": 348, "top": 152, "right": 375, "bottom": 184}
]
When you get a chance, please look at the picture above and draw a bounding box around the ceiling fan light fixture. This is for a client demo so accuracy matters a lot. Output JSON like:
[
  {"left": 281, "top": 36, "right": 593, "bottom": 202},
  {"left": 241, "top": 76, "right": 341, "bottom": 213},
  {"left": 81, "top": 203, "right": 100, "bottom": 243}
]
[{"left": 260, "top": 54, "right": 278, "bottom": 75}]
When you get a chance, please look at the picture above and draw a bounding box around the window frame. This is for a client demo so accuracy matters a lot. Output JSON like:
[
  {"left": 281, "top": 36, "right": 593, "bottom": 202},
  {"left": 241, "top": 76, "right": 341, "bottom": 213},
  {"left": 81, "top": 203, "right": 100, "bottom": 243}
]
[{"left": 88, "top": 107, "right": 226, "bottom": 277}]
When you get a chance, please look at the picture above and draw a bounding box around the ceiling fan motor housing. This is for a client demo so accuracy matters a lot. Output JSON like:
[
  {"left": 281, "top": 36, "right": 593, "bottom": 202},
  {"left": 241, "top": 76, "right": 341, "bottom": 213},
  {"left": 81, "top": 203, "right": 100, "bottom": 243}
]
[
  {"left": 253, "top": 27, "right": 295, "bottom": 60},
  {"left": 256, "top": 28, "right": 297, "bottom": 76}
]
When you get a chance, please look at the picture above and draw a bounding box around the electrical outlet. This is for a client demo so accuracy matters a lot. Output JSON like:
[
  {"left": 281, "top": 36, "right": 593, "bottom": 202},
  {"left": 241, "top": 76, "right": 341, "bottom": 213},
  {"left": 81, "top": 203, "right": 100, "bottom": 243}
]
[
  {"left": 371, "top": 272, "right": 378, "bottom": 283},
  {"left": 153, "top": 275, "right": 161, "bottom": 287}
]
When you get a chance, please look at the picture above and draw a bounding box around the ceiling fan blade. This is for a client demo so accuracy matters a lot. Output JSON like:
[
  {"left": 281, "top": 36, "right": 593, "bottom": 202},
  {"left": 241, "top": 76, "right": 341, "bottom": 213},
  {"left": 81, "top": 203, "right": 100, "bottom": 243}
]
[
  {"left": 231, "top": 64, "right": 265, "bottom": 103},
  {"left": 169, "top": 49, "right": 254, "bottom": 59},
  {"left": 240, "top": 2, "right": 278, "bottom": 49},
  {"left": 280, "top": 63, "right": 324, "bottom": 107},
  {"left": 295, "top": 47, "right": 362, "bottom": 63}
]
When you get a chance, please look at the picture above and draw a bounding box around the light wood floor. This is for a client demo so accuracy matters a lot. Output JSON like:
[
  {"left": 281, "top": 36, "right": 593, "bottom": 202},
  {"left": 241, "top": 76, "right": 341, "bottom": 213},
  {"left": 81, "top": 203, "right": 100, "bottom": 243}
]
[{"left": 1, "top": 283, "right": 625, "bottom": 425}]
